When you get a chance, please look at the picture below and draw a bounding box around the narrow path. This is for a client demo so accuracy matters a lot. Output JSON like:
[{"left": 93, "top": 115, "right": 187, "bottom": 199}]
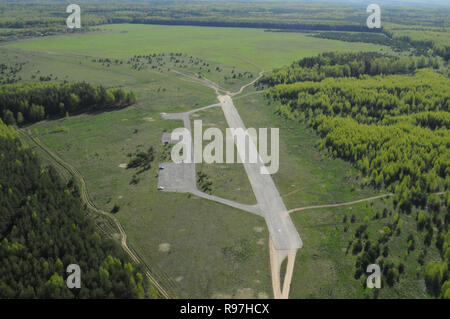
[
  {"left": 287, "top": 191, "right": 445, "bottom": 215},
  {"left": 232, "top": 90, "right": 266, "bottom": 101},
  {"left": 230, "top": 70, "right": 265, "bottom": 96},
  {"left": 19, "top": 129, "right": 171, "bottom": 299},
  {"left": 231, "top": 55, "right": 264, "bottom": 73},
  {"left": 170, "top": 68, "right": 224, "bottom": 95},
  {"left": 287, "top": 193, "right": 394, "bottom": 214},
  {"left": 170, "top": 67, "right": 264, "bottom": 97}
]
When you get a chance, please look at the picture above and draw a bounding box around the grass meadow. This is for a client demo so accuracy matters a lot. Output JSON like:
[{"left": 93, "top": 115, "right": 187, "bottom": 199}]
[
  {"left": 9, "top": 24, "right": 386, "bottom": 70},
  {"left": 191, "top": 106, "right": 257, "bottom": 205}
]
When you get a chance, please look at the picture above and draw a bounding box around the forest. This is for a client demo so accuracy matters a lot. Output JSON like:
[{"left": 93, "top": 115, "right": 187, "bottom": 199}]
[
  {"left": 267, "top": 67, "right": 449, "bottom": 206},
  {"left": 310, "top": 32, "right": 411, "bottom": 52},
  {"left": 0, "top": 81, "right": 136, "bottom": 125},
  {"left": 261, "top": 52, "right": 449, "bottom": 297},
  {"left": 258, "top": 52, "right": 440, "bottom": 86},
  {"left": 311, "top": 29, "right": 450, "bottom": 61},
  {"left": 0, "top": 119, "right": 151, "bottom": 298},
  {"left": 383, "top": 28, "right": 450, "bottom": 62},
  {"left": 2, "top": 1, "right": 447, "bottom": 30}
]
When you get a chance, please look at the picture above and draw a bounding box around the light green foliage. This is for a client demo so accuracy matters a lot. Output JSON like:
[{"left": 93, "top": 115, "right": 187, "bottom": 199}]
[{"left": 269, "top": 69, "right": 449, "bottom": 211}]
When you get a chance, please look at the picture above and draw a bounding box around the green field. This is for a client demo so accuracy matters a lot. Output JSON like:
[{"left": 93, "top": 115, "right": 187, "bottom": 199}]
[
  {"left": 2, "top": 23, "right": 420, "bottom": 298},
  {"left": 192, "top": 107, "right": 257, "bottom": 205},
  {"left": 9, "top": 24, "right": 386, "bottom": 70}
]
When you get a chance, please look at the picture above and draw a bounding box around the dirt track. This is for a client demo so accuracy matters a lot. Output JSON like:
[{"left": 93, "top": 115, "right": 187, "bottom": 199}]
[
  {"left": 287, "top": 193, "right": 394, "bottom": 214},
  {"left": 19, "top": 129, "right": 171, "bottom": 299}
]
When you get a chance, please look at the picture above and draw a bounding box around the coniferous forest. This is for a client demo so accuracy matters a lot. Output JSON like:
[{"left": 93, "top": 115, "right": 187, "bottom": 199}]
[{"left": 0, "top": 119, "right": 150, "bottom": 298}]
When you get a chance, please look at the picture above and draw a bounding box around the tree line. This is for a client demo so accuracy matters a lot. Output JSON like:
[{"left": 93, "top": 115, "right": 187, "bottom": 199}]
[
  {"left": 258, "top": 51, "right": 439, "bottom": 87},
  {"left": 0, "top": 81, "right": 136, "bottom": 126},
  {"left": 311, "top": 32, "right": 411, "bottom": 52}
]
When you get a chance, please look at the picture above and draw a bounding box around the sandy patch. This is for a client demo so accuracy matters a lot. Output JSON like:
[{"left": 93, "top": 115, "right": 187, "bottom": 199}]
[
  {"left": 175, "top": 276, "right": 184, "bottom": 282},
  {"left": 112, "top": 233, "right": 121, "bottom": 240},
  {"left": 118, "top": 195, "right": 123, "bottom": 199},
  {"left": 212, "top": 293, "right": 232, "bottom": 299},
  {"left": 258, "top": 292, "right": 269, "bottom": 299},
  {"left": 158, "top": 243, "right": 171, "bottom": 252},
  {"left": 257, "top": 238, "right": 264, "bottom": 245},
  {"left": 118, "top": 163, "right": 127, "bottom": 168},
  {"left": 144, "top": 117, "right": 155, "bottom": 122},
  {"left": 253, "top": 226, "right": 264, "bottom": 233},
  {"left": 234, "top": 288, "right": 254, "bottom": 299}
]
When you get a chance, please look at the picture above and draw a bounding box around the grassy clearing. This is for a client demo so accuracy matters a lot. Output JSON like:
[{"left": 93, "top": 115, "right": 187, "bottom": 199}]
[
  {"left": 8, "top": 24, "right": 387, "bottom": 70},
  {"left": 191, "top": 107, "right": 257, "bottom": 205}
]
